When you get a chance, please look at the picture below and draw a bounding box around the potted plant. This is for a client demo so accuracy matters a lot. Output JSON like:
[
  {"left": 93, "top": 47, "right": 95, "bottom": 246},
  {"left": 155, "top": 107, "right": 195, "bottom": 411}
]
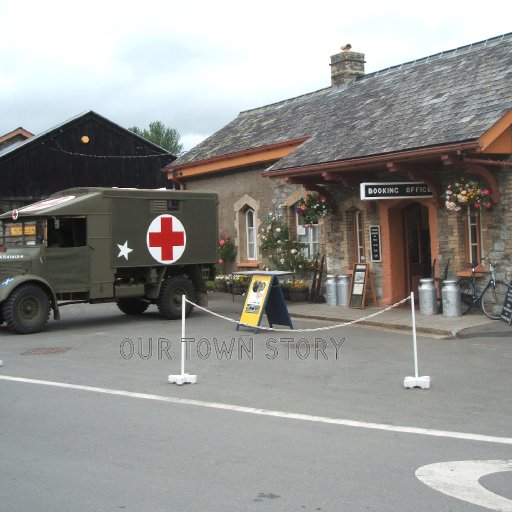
[{"left": 444, "top": 178, "right": 492, "bottom": 212}]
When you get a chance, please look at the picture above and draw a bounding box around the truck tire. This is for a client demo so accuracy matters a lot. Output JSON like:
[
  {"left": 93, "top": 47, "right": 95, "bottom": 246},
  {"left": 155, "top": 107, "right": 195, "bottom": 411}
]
[
  {"left": 157, "top": 275, "right": 195, "bottom": 319},
  {"left": 3, "top": 284, "right": 50, "bottom": 334},
  {"left": 117, "top": 298, "right": 150, "bottom": 315}
]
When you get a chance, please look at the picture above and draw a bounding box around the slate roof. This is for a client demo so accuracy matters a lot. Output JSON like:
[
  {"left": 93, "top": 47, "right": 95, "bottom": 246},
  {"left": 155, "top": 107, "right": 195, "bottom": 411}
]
[{"left": 174, "top": 33, "right": 512, "bottom": 173}]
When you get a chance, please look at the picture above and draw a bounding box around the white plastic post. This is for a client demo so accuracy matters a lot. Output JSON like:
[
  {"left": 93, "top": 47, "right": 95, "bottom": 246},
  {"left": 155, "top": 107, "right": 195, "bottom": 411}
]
[
  {"left": 404, "top": 291, "right": 431, "bottom": 389},
  {"left": 181, "top": 292, "right": 185, "bottom": 375},
  {"left": 168, "top": 294, "right": 197, "bottom": 385}
]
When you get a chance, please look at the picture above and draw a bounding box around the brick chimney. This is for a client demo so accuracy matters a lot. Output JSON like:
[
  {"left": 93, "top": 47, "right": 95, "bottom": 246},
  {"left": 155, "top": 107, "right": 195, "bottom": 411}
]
[{"left": 330, "top": 44, "right": 365, "bottom": 86}]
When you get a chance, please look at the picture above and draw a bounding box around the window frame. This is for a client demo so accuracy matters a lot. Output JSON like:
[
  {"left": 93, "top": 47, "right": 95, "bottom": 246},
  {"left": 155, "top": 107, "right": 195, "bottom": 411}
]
[
  {"left": 354, "top": 210, "right": 365, "bottom": 263},
  {"left": 295, "top": 211, "right": 319, "bottom": 257},
  {"left": 465, "top": 208, "right": 482, "bottom": 264},
  {"left": 245, "top": 208, "right": 257, "bottom": 260}
]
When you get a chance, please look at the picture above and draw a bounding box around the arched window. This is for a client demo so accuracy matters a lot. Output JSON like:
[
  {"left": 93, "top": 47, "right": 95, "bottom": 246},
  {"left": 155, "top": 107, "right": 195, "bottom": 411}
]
[{"left": 234, "top": 195, "right": 260, "bottom": 265}]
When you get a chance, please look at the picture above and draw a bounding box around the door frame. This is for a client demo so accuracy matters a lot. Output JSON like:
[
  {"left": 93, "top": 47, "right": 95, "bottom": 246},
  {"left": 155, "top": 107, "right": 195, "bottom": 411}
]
[{"left": 379, "top": 199, "right": 438, "bottom": 305}]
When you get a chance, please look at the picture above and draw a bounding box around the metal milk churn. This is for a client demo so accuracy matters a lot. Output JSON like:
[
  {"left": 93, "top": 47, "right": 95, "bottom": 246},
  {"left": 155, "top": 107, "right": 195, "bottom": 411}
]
[
  {"left": 336, "top": 275, "right": 350, "bottom": 306},
  {"left": 418, "top": 278, "right": 438, "bottom": 315},
  {"left": 442, "top": 279, "right": 462, "bottom": 317},
  {"left": 325, "top": 275, "right": 337, "bottom": 306}
]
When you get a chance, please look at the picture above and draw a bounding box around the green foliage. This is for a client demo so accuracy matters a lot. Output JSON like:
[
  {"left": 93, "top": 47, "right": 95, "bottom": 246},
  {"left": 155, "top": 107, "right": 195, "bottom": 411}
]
[
  {"left": 205, "top": 280, "right": 217, "bottom": 291},
  {"left": 259, "top": 214, "right": 315, "bottom": 273},
  {"left": 129, "top": 120, "right": 183, "bottom": 155}
]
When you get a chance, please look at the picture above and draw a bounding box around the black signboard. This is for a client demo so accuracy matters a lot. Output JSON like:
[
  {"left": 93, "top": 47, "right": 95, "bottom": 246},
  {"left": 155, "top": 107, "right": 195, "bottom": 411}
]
[
  {"left": 360, "top": 182, "right": 433, "bottom": 200},
  {"left": 500, "top": 284, "right": 512, "bottom": 326},
  {"left": 369, "top": 225, "right": 381, "bottom": 262}
]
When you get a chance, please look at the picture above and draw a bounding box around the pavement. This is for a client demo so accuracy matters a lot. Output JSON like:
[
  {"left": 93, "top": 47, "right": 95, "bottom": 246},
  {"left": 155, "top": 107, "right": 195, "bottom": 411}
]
[{"left": 218, "top": 291, "right": 509, "bottom": 338}]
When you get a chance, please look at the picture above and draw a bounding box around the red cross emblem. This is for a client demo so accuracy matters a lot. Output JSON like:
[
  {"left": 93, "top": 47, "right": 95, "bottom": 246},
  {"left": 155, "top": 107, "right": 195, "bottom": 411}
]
[{"left": 146, "top": 215, "right": 186, "bottom": 264}]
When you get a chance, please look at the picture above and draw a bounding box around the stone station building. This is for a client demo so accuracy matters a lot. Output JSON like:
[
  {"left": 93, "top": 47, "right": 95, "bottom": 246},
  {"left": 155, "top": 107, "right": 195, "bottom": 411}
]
[{"left": 165, "top": 34, "right": 512, "bottom": 305}]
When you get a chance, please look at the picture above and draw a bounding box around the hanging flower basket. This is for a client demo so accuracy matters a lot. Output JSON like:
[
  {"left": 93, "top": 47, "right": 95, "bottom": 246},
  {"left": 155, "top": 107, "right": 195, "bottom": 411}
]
[
  {"left": 295, "top": 193, "right": 329, "bottom": 224},
  {"left": 444, "top": 178, "right": 492, "bottom": 212}
]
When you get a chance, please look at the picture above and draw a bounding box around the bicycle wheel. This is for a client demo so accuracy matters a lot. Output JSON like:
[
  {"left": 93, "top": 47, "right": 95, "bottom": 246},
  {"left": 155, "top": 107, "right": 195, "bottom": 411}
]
[
  {"left": 458, "top": 279, "right": 474, "bottom": 315},
  {"left": 481, "top": 281, "right": 508, "bottom": 320}
]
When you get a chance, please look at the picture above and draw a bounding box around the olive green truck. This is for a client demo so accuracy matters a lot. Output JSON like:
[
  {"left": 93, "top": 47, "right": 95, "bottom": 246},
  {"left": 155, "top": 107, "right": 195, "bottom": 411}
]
[{"left": 0, "top": 187, "right": 218, "bottom": 334}]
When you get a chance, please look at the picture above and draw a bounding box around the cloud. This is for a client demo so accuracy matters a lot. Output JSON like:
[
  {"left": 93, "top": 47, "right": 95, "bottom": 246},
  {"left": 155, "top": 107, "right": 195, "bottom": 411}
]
[{"left": 1, "top": 0, "right": 511, "bottom": 150}]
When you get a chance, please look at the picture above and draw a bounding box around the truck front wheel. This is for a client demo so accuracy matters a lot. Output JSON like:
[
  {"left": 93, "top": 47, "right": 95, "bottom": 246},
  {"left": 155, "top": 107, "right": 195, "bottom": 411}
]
[
  {"left": 157, "top": 276, "right": 195, "bottom": 319},
  {"left": 3, "top": 284, "right": 50, "bottom": 334},
  {"left": 117, "top": 298, "right": 150, "bottom": 315}
]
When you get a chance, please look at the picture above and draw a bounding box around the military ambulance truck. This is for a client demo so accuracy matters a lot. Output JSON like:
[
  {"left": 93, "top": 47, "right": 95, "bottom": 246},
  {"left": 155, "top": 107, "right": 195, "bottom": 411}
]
[{"left": 0, "top": 187, "right": 218, "bottom": 334}]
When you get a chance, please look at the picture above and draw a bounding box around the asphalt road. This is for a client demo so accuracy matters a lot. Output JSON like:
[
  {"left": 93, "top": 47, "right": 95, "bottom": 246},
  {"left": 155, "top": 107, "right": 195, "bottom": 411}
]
[{"left": 1, "top": 295, "right": 511, "bottom": 511}]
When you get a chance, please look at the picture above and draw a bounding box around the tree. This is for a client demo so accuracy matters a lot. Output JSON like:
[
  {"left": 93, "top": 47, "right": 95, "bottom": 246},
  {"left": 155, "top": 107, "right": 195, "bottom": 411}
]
[{"left": 129, "top": 121, "right": 183, "bottom": 155}]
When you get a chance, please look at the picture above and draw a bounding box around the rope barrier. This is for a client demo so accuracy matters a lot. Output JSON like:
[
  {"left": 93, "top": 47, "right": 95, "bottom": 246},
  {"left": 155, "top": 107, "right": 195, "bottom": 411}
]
[
  {"left": 171, "top": 293, "right": 430, "bottom": 389},
  {"left": 185, "top": 295, "right": 412, "bottom": 333}
]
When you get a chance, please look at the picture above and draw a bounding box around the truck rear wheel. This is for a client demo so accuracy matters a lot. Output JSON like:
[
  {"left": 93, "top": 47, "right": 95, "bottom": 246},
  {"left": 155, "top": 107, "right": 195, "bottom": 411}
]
[
  {"left": 157, "top": 275, "right": 195, "bottom": 319},
  {"left": 4, "top": 284, "right": 50, "bottom": 334},
  {"left": 117, "top": 298, "right": 150, "bottom": 315}
]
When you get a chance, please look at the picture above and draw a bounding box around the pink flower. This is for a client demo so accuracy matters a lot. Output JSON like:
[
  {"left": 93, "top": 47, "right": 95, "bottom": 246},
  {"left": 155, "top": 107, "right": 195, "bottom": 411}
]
[
  {"left": 219, "top": 239, "right": 225, "bottom": 246},
  {"left": 482, "top": 189, "right": 490, "bottom": 195},
  {"left": 218, "top": 259, "right": 224, "bottom": 264}
]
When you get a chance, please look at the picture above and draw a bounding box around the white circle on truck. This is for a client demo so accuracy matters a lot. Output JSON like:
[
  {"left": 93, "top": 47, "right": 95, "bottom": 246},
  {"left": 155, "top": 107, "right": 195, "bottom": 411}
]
[{"left": 146, "top": 215, "right": 187, "bottom": 264}]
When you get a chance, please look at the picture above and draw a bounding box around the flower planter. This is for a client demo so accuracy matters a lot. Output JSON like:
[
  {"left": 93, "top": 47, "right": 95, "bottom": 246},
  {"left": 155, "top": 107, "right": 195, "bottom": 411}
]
[
  {"left": 287, "top": 288, "right": 309, "bottom": 302},
  {"left": 216, "top": 281, "right": 228, "bottom": 292},
  {"left": 231, "top": 285, "right": 247, "bottom": 295}
]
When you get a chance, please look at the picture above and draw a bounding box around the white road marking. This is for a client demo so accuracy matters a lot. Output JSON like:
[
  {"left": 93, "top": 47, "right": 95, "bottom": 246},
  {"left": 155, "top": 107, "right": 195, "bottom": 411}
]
[
  {"left": 416, "top": 460, "right": 512, "bottom": 511},
  {"left": 1, "top": 374, "right": 512, "bottom": 446}
]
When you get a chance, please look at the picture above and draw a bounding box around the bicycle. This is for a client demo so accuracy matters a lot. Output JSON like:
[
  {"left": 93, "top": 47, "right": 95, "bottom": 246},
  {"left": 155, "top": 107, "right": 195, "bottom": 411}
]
[{"left": 458, "top": 259, "right": 508, "bottom": 319}]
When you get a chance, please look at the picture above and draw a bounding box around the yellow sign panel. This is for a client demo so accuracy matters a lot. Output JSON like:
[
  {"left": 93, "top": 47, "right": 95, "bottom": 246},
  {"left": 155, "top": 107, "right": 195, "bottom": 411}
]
[
  {"left": 10, "top": 225, "right": 36, "bottom": 236},
  {"left": 239, "top": 275, "right": 273, "bottom": 328}
]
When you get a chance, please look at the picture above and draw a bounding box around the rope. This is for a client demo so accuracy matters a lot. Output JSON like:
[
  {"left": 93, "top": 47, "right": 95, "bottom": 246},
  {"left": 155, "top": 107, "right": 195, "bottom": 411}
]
[{"left": 186, "top": 296, "right": 412, "bottom": 333}]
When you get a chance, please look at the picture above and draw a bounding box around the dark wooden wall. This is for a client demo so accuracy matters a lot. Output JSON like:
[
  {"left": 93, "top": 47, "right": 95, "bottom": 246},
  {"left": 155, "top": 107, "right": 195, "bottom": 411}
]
[{"left": 0, "top": 113, "right": 175, "bottom": 204}]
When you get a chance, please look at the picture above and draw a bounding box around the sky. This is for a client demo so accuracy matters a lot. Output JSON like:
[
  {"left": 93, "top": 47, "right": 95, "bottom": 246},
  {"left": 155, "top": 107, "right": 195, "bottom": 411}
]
[{"left": 1, "top": 0, "right": 511, "bottom": 152}]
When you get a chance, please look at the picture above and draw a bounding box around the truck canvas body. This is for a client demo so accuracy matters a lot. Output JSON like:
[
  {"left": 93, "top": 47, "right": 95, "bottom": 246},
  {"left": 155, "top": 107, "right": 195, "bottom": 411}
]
[{"left": 0, "top": 187, "right": 218, "bottom": 334}]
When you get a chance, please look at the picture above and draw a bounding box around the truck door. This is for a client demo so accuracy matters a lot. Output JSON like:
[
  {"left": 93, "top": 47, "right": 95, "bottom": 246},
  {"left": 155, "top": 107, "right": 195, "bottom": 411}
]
[{"left": 44, "top": 217, "right": 90, "bottom": 293}]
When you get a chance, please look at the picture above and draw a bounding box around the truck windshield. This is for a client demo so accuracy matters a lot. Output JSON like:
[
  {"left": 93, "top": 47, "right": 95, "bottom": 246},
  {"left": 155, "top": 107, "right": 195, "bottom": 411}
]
[{"left": 0, "top": 219, "right": 46, "bottom": 247}]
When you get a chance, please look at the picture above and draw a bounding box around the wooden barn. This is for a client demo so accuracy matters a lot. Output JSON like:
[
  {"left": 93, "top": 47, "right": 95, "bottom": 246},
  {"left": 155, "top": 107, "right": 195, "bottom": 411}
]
[{"left": 0, "top": 111, "right": 175, "bottom": 213}]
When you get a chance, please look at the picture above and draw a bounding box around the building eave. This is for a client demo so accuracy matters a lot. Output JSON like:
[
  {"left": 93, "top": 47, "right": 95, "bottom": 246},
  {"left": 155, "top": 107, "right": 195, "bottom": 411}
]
[
  {"left": 165, "top": 137, "right": 309, "bottom": 179},
  {"left": 262, "top": 140, "right": 482, "bottom": 179}
]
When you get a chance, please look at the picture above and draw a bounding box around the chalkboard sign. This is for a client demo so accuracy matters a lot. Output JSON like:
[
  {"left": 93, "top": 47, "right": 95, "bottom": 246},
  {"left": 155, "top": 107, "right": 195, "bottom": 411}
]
[
  {"left": 500, "top": 283, "right": 512, "bottom": 325},
  {"left": 349, "top": 264, "right": 368, "bottom": 308},
  {"left": 369, "top": 225, "right": 382, "bottom": 262}
]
